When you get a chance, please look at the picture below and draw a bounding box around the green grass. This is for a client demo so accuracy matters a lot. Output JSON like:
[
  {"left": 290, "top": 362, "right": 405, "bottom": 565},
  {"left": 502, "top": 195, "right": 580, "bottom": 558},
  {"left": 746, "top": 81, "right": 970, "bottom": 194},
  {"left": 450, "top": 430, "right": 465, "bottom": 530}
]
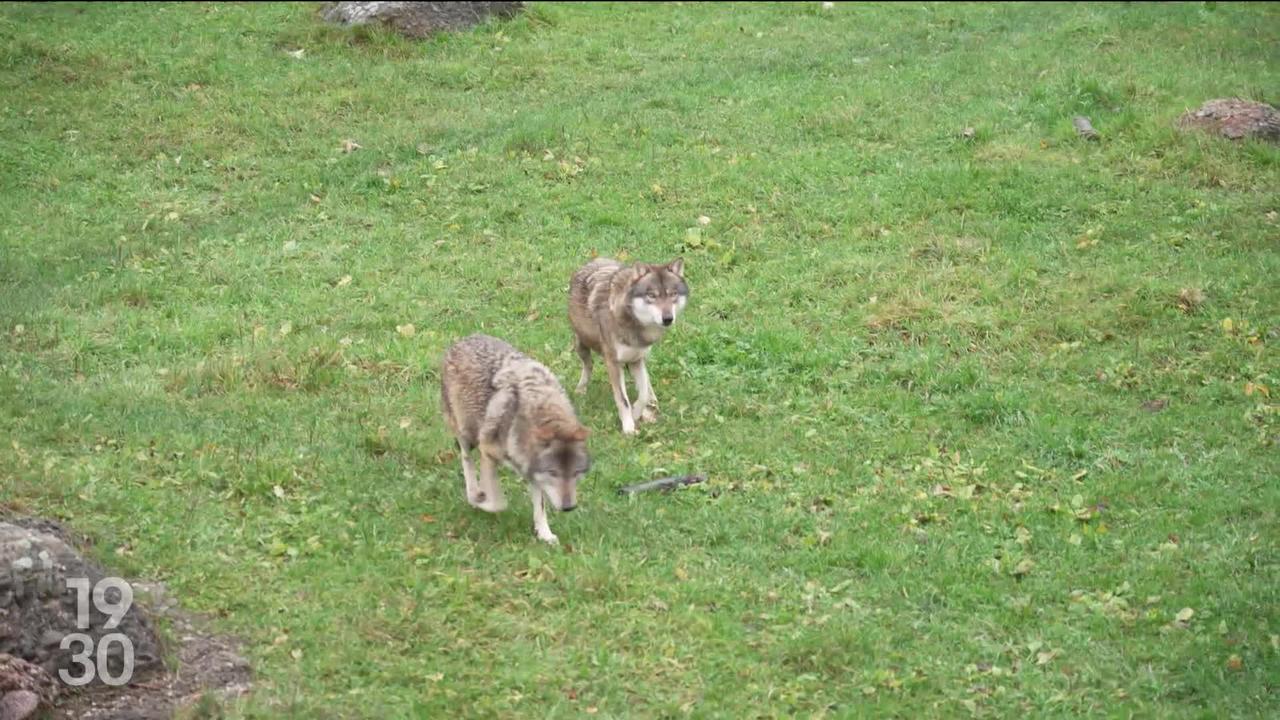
[{"left": 2, "top": 1, "right": 1278, "bottom": 717}]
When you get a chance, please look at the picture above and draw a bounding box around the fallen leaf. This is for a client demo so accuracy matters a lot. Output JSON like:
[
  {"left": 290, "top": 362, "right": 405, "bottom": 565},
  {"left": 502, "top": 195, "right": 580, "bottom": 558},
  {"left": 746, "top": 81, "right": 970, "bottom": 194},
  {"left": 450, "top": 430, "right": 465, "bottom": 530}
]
[
  {"left": 674, "top": 567, "right": 689, "bottom": 581},
  {"left": 1141, "top": 399, "right": 1168, "bottom": 413},
  {"left": 279, "top": 321, "right": 293, "bottom": 336},
  {"left": 341, "top": 139, "right": 362, "bottom": 153},
  {"left": 290, "top": 648, "right": 303, "bottom": 660},
  {"left": 286, "top": 48, "right": 305, "bottom": 59},
  {"left": 1222, "top": 318, "right": 1234, "bottom": 333},
  {"left": 273, "top": 485, "right": 285, "bottom": 499},
  {"left": 1226, "top": 654, "right": 1243, "bottom": 671},
  {"left": 1035, "top": 650, "right": 1057, "bottom": 666},
  {"left": 1175, "top": 607, "right": 1195, "bottom": 626},
  {"left": 396, "top": 323, "right": 416, "bottom": 337},
  {"left": 399, "top": 417, "right": 412, "bottom": 429},
  {"left": 961, "top": 127, "right": 976, "bottom": 139},
  {"left": 697, "top": 215, "right": 711, "bottom": 226},
  {"left": 335, "top": 274, "right": 353, "bottom": 288},
  {"left": 1013, "top": 559, "right": 1034, "bottom": 577}
]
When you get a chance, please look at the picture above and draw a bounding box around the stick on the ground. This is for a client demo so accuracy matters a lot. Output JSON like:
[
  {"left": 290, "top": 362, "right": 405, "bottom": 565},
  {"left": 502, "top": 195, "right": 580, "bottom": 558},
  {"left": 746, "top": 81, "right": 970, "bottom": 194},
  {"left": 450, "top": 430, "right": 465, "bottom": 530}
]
[
  {"left": 1073, "top": 115, "right": 1099, "bottom": 141},
  {"left": 618, "top": 474, "right": 707, "bottom": 496}
]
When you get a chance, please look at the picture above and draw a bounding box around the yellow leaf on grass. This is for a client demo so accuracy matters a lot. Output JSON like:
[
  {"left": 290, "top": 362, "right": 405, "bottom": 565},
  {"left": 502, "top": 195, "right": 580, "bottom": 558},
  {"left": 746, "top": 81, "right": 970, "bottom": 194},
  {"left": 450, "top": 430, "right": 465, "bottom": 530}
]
[
  {"left": 396, "top": 323, "right": 416, "bottom": 338},
  {"left": 1176, "top": 607, "right": 1195, "bottom": 623}
]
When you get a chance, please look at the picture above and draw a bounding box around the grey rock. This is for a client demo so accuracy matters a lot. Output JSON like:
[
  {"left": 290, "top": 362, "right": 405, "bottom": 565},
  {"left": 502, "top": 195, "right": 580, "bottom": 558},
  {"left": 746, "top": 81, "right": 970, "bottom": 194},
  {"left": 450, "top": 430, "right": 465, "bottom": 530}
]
[
  {"left": 1177, "top": 98, "right": 1280, "bottom": 142},
  {"left": 0, "top": 521, "right": 162, "bottom": 685},
  {"left": 0, "top": 653, "right": 57, "bottom": 720}
]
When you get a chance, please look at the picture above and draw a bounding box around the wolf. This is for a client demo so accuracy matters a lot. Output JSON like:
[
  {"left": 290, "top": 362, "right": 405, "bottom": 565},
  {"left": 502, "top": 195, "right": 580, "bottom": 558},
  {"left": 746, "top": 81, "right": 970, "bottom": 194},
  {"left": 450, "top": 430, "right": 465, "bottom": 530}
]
[
  {"left": 568, "top": 257, "right": 688, "bottom": 435},
  {"left": 439, "top": 334, "right": 591, "bottom": 545}
]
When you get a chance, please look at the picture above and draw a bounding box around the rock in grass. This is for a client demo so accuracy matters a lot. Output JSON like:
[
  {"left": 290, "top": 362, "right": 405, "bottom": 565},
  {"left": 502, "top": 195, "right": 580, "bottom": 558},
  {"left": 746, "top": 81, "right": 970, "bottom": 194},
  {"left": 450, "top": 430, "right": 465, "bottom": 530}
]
[
  {"left": 320, "top": 2, "right": 525, "bottom": 39},
  {"left": 0, "top": 520, "right": 162, "bottom": 684},
  {"left": 1177, "top": 98, "right": 1280, "bottom": 142},
  {"left": 1073, "top": 115, "right": 1099, "bottom": 141}
]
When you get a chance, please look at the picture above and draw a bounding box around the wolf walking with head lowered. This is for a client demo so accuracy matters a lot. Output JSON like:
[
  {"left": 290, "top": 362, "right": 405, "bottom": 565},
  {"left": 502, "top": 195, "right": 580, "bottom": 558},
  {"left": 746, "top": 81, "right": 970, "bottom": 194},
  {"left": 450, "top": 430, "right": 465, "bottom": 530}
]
[
  {"left": 440, "top": 334, "right": 592, "bottom": 544},
  {"left": 568, "top": 257, "right": 689, "bottom": 435}
]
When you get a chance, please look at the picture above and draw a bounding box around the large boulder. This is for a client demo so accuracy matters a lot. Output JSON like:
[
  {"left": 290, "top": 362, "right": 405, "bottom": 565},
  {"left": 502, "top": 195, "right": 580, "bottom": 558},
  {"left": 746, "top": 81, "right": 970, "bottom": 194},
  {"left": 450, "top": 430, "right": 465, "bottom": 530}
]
[
  {"left": 321, "top": 2, "right": 525, "bottom": 39},
  {"left": 1177, "top": 98, "right": 1280, "bottom": 143},
  {"left": 0, "top": 520, "right": 162, "bottom": 686}
]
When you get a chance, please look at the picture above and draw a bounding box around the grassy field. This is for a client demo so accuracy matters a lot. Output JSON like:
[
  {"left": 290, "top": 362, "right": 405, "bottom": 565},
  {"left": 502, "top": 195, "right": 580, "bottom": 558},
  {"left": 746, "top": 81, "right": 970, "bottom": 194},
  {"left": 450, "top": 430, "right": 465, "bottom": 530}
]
[{"left": 2, "top": 2, "right": 1278, "bottom": 717}]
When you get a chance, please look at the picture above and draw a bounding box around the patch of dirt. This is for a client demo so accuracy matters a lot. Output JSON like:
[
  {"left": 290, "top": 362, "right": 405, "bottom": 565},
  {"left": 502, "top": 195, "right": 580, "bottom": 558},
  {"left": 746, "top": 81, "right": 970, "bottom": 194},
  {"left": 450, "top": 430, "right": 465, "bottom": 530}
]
[
  {"left": 0, "top": 515, "right": 251, "bottom": 719},
  {"left": 49, "top": 580, "right": 251, "bottom": 720}
]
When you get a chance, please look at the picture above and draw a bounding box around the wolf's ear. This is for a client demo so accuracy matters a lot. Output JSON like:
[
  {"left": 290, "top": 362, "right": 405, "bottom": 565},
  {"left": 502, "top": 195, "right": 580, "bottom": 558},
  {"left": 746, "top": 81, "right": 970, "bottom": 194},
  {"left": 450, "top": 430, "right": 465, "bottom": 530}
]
[
  {"left": 667, "top": 257, "right": 685, "bottom": 276},
  {"left": 568, "top": 425, "right": 591, "bottom": 442}
]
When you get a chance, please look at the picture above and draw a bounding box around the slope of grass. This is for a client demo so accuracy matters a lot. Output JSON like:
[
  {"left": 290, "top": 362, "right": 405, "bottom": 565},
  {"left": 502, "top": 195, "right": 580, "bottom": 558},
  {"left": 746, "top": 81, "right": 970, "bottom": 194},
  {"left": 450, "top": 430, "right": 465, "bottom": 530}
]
[{"left": 1, "top": 2, "right": 1277, "bottom": 717}]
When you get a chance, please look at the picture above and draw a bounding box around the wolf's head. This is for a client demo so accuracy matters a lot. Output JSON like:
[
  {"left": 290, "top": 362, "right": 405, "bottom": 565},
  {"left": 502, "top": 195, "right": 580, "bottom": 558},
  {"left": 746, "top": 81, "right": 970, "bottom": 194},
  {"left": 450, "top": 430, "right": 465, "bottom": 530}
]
[
  {"left": 530, "top": 420, "right": 591, "bottom": 511},
  {"left": 627, "top": 258, "right": 688, "bottom": 328}
]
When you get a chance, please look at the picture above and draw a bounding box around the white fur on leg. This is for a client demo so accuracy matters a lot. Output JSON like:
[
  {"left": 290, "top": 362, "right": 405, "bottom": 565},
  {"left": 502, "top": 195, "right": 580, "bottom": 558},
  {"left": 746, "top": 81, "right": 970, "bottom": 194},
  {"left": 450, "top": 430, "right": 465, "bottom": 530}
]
[
  {"left": 529, "top": 484, "right": 558, "bottom": 545},
  {"left": 576, "top": 364, "right": 591, "bottom": 395}
]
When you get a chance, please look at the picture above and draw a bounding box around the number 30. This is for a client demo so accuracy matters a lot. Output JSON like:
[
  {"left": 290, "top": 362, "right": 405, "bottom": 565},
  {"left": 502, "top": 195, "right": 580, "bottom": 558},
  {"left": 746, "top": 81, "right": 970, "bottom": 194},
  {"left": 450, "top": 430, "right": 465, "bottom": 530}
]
[{"left": 58, "top": 632, "right": 135, "bottom": 686}]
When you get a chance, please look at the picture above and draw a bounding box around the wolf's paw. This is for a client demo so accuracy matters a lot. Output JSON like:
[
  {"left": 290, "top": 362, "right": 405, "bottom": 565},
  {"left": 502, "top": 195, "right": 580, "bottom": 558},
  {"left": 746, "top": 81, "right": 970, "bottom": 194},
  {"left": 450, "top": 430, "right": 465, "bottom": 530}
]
[
  {"left": 535, "top": 529, "right": 560, "bottom": 545},
  {"left": 575, "top": 381, "right": 589, "bottom": 395},
  {"left": 636, "top": 405, "right": 658, "bottom": 424},
  {"left": 620, "top": 416, "right": 638, "bottom": 436},
  {"left": 470, "top": 491, "right": 507, "bottom": 513}
]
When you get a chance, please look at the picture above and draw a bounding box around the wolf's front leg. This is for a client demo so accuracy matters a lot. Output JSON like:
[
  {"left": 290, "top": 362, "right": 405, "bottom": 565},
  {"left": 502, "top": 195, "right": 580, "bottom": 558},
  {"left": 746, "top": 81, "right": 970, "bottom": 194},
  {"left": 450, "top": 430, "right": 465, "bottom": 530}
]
[
  {"left": 458, "top": 439, "right": 483, "bottom": 505},
  {"left": 472, "top": 451, "right": 508, "bottom": 513},
  {"left": 528, "top": 483, "right": 559, "bottom": 545},
  {"left": 628, "top": 359, "right": 659, "bottom": 424},
  {"left": 603, "top": 355, "right": 636, "bottom": 435}
]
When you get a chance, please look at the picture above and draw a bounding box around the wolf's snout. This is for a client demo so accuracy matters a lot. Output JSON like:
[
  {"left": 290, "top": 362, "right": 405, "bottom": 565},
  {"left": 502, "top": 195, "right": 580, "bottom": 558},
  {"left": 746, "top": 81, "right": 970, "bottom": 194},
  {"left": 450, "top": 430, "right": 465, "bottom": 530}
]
[
  {"left": 561, "top": 503, "right": 577, "bottom": 512},
  {"left": 662, "top": 315, "right": 674, "bottom": 326}
]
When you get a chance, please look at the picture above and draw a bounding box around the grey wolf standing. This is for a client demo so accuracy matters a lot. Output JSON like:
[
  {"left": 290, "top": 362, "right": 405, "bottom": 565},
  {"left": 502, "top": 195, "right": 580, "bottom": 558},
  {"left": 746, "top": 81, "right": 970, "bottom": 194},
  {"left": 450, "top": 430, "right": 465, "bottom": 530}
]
[
  {"left": 568, "top": 257, "right": 689, "bottom": 435},
  {"left": 440, "top": 334, "right": 592, "bottom": 545}
]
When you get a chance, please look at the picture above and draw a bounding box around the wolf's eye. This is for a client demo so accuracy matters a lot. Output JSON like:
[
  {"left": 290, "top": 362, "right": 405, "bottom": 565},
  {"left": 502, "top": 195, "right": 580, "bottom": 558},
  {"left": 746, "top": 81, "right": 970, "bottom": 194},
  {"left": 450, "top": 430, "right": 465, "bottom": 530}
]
[{"left": 646, "top": 291, "right": 658, "bottom": 300}]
